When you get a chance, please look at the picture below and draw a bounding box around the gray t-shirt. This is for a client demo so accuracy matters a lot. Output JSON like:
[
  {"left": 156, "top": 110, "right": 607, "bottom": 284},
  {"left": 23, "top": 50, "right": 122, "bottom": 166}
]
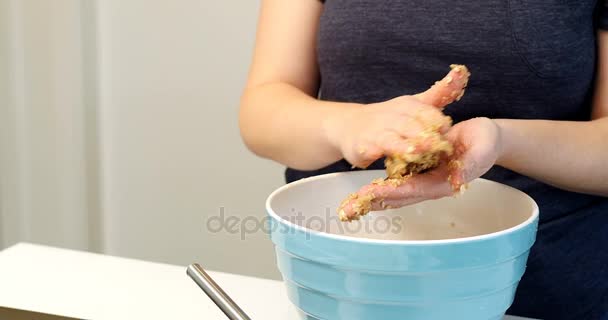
[{"left": 286, "top": 1, "right": 608, "bottom": 319}]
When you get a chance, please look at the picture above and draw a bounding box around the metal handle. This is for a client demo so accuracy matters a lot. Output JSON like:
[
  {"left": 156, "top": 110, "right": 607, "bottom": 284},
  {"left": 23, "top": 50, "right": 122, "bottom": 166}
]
[{"left": 187, "top": 263, "right": 252, "bottom": 320}]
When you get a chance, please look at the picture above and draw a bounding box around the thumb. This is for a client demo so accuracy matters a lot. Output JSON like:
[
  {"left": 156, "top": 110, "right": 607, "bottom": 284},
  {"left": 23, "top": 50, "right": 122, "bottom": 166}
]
[{"left": 414, "top": 64, "right": 470, "bottom": 109}]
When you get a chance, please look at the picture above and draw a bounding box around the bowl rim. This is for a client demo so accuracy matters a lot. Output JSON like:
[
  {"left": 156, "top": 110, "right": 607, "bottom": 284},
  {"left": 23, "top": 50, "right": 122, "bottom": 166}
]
[{"left": 266, "top": 170, "right": 539, "bottom": 245}]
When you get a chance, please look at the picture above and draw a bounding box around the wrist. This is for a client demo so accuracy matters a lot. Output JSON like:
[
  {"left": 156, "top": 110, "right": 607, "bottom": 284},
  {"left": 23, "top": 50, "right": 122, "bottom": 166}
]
[
  {"left": 493, "top": 118, "right": 513, "bottom": 167},
  {"left": 321, "top": 102, "right": 361, "bottom": 154}
]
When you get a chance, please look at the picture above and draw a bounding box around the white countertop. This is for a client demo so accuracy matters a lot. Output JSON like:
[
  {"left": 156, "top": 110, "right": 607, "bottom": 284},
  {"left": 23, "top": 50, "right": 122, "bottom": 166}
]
[{"left": 0, "top": 243, "right": 534, "bottom": 319}]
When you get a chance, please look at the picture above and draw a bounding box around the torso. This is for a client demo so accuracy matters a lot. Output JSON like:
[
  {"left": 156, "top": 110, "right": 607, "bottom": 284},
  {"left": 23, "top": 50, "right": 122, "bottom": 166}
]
[{"left": 286, "top": 1, "right": 608, "bottom": 318}]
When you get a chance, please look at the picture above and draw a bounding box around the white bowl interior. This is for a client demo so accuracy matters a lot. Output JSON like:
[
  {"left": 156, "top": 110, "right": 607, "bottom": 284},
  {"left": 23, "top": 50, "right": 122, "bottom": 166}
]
[{"left": 268, "top": 171, "right": 537, "bottom": 241}]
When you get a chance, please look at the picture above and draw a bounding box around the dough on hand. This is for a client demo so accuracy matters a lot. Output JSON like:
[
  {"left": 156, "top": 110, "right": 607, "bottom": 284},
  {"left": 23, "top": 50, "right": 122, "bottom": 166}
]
[{"left": 338, "top": 65, "right": 470, "bottom": 222}]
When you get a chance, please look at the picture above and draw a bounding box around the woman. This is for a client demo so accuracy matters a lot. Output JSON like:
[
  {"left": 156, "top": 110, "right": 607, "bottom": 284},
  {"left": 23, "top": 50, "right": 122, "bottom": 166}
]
[{"left": 239, "top": 1, "right": 608, "bottom": 319}]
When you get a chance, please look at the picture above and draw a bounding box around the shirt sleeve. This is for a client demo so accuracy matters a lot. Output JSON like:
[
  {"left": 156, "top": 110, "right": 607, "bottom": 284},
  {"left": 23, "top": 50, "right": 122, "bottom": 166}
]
[{"left": 598, "top": 1, "right": 608, "bottom": 30}]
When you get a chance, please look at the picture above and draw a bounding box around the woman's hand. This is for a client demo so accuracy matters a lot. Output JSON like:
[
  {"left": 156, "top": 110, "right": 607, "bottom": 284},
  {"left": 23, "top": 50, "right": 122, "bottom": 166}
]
[
  {"left": 339, "top": 117, "right": 503, "bottom": 213},
  {"left": 324, "top": 96, "right": 451, "bottom": 169},
  {"left": 323, "top": 66, "right": 470, "bottom": 169},
  {"left": 445, "top": 117, "right": 503, "bottom": 191}
]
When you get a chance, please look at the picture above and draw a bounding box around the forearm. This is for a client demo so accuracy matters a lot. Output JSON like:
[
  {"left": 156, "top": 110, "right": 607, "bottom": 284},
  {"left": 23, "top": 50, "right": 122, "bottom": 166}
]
[
  {"left": 239, "top": 82, "right": 359, "bottom": 170},
  {"left": 495, "top": 117, "right": 608, "bottom": 196}
]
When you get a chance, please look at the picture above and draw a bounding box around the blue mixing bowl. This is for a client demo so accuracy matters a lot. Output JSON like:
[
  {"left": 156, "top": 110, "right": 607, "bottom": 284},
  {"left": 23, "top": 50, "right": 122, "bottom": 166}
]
[{"left": 266, "top": 170, "right": 539, "bottom": 320}]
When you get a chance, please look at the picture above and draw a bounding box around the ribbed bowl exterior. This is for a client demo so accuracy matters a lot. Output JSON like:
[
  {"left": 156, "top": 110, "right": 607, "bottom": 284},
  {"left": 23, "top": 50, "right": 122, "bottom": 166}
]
[
  {"left": 269, "top": 219, "right": 536, "bottom": 320},
  {"left": 267, "top": 173, "right": 538, "bottom": 320}
]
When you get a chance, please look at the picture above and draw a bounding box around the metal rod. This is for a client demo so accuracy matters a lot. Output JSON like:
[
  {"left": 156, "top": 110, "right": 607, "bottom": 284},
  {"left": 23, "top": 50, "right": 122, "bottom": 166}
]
[{"left": 187, "top": 263, "right": 252, "bottom": 320}]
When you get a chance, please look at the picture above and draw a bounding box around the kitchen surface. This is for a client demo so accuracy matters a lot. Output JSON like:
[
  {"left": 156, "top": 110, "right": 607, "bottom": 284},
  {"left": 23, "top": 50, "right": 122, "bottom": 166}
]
[{"left": 0, "top": 243, "right": 536, "bottom": 320}]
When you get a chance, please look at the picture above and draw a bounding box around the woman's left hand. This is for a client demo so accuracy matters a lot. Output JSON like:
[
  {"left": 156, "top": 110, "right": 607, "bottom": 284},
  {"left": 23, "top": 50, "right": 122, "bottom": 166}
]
[{"left": 344, "top": 117, "right": 503, "bottom": 212}]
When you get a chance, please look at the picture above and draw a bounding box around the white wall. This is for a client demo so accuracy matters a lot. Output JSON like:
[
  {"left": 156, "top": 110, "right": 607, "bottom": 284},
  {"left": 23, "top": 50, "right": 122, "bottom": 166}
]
[
  {"left": 96, "top": 0, "right": 284, "bottom": 279},
  {"left": 0, "top": 0, "right": 94, "bottom": 251},
  {"left": 1, "top": 0, "right": 285, "bottom": 279}
]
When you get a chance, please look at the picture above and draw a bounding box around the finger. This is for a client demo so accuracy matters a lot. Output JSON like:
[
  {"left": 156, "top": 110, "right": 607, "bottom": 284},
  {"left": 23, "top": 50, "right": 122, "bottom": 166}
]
[
  {"left": 337, "top": 181, "right": 403, "bottom": 221},
  {"left": 338, "top": 169, "right": 455, "bottom": 220},
  {"left": 386, "top": 116, "right": 427, "bottom": 138},
  {"left": 396, "top": 99, "right": 453, "bottom": 133},
  {"left": 376, "top": 132, "right": 438, "bottom": 157},
  {"left": 369, "top": 175, "right": 452, "bottom": 210},
  {"left": 414, "top": 64, "right": 470, "bottom": 109},
  {"left": 445, "top": 125, "right": 495, "bottom": 194},
  {"left": 447, "top": 160, "right": 468, "bottom": 193},
  {"left": 351, "top": 143, "right": 383, "bottom": 169},
  {"left": 378, "top": 168, "right": 453, "bottom": 202},
  {"left": 446, "top": 143, "right": 488, "bottom": 194},
  {"left": 337, "top": 192, "right": 375, "bottom": 221}
]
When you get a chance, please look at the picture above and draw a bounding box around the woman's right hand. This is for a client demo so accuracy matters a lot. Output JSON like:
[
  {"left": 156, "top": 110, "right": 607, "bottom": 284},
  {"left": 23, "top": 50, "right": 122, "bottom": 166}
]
[{"left": 323, "top": 65, "right": 470, "bottom": 169}]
